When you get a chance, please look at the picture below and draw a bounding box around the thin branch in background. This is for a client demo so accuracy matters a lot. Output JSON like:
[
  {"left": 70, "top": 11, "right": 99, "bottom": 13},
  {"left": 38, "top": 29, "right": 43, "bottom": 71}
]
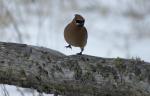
[
  {"left": 38, "top": 93, "right": 44, "bottom": 96},
  {"left": 31, "top": 90, "right": 36, "bottom": 96},
  {"left": 16, "top": 87, "right": 25, "bottom": 96},
  {"left": 9, "top": 0, "right": 26, "bottom": 43},
  {"left": 3, "top": 0, "right": 23, "bottom": 43},
  {"left": 1, "top": 84, "right": 10, "bottom": 96},
  {"left": 12, "top": 21, "right": 23, "bottom": 43}
]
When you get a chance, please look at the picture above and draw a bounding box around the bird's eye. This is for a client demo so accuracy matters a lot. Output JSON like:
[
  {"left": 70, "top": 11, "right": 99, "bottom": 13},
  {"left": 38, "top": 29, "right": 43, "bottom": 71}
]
[{"left": 76, "top": 20, "right": 84, "bottom": 23}]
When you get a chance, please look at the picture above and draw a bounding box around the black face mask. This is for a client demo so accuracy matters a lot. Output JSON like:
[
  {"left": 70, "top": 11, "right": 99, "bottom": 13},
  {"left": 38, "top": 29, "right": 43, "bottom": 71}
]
[{"left": 76, "top": 20, "right": 84, "bottom": 27}]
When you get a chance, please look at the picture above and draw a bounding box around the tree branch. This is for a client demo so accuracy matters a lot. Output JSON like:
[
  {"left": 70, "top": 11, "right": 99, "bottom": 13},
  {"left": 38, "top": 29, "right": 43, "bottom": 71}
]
[{"left": 0, "top": 42, "right": 150, "bottom": 96}]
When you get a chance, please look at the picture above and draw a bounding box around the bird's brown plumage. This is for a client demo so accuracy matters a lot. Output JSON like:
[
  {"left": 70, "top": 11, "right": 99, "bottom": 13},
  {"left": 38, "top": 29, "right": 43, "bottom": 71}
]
[{"left": 64, "top": 14, "right": 88, "bottom": 55}]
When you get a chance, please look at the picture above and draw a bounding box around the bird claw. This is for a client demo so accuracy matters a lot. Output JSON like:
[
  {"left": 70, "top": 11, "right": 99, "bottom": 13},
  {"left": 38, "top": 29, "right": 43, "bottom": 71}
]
[
  {"left": 65, "top": 45, "right": 72, "bottom": 49},
  {"left": 77, "top": 52, "right": 82, "bottom": 55}
]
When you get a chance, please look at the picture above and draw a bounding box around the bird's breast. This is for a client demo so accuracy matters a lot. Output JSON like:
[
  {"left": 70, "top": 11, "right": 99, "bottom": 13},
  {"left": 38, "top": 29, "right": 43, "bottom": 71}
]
[{"left": 64, "top": 24, "right": 87, "bottom": 48}]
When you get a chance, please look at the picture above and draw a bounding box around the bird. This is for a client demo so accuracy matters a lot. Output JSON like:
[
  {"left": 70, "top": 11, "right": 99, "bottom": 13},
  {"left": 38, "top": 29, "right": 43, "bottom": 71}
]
[{"left": 64, "top": 14, "right": 88, "bottom": 55}]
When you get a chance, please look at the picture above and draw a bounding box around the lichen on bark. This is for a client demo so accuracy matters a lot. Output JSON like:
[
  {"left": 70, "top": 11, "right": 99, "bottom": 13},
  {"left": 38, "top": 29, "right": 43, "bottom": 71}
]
[{"left": 0, "top": 42, "right": 150, "bottom": 96}]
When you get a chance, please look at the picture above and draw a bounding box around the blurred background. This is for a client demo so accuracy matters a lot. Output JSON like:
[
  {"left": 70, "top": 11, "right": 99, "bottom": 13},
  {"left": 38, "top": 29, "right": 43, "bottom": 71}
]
[{"left": 0, "top": 0, "right": 150, "bottom": 96}]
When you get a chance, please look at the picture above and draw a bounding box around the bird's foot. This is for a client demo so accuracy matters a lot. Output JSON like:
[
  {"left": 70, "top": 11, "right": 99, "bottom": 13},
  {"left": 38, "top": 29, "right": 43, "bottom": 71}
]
[
  {"left": 77, "top": 52, "right": 82, "bottom": 55},
  {"left": 65, "top": 45, "right": 72, "bottom": 49}
]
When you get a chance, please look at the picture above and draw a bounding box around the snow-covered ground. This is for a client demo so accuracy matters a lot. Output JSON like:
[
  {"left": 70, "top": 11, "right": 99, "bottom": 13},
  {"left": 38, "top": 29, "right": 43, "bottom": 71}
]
[{"left": 0, "top": 84, "right": 52, "bottom": 96}]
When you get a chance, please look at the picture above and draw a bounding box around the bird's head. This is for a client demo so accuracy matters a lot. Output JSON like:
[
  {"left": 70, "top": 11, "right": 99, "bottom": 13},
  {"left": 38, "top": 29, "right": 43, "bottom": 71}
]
[{"left": 73, "top": 14, "right": 85, "bottom": 27}]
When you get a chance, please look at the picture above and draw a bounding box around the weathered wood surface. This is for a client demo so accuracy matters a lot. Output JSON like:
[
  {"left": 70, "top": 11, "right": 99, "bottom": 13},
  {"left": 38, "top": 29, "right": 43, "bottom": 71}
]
[{"left": 0, "top": 42, "right": 150, "bottom": 96}]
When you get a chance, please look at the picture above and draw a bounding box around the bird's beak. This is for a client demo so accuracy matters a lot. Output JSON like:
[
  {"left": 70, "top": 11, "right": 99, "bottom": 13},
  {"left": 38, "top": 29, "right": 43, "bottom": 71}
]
[{"left": 76, "top": 22, "right": 84, "bottom": 27}]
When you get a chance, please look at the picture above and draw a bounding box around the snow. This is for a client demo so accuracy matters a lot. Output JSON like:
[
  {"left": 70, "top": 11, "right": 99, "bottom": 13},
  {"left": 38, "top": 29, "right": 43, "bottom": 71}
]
[{"left": 0, "top": 84, "right": 53, "bottom": 96}]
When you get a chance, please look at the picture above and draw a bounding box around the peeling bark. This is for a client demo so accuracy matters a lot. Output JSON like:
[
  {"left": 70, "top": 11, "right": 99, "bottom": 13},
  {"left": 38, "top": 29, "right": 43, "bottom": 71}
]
[{"left": 0, "top": 42, "right": 150, "bottom": 96}]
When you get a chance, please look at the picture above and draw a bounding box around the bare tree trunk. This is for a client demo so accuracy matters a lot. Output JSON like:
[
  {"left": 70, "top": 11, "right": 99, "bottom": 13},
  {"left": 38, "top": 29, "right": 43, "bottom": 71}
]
[{"left": 0, "top": 42, "right": 150, "bottom": 96}]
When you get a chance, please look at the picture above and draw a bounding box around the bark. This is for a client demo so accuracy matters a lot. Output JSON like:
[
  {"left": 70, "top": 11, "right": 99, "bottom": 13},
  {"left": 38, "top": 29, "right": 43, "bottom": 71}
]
[{"left": 0, "top": 41, "right": 150, "bottom": 96}]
